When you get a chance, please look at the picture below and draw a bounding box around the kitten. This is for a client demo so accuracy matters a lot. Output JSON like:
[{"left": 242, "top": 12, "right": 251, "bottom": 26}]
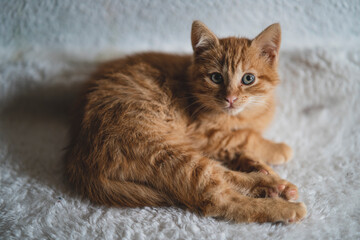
[{"left": 65, "top": 21, "right": 306, "bottom": 223}]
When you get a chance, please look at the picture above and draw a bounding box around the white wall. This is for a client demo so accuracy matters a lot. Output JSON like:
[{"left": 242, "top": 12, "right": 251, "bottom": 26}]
[{"left": 0, "top": 0, "right": 359, "bottom": 53}]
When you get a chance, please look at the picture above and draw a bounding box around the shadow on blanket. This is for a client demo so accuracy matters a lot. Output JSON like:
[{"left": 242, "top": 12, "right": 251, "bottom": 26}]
[{"left": 0, "top": 62, "right": 95, "bottom": 198}]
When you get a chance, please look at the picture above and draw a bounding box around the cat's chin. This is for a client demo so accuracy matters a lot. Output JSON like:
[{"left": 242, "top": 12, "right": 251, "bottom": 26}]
[{"left": 224, "top": 106, "right": 245, "bottom": 116}]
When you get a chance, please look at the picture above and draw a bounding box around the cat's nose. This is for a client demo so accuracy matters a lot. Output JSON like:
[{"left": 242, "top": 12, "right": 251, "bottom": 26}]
[{"left": 226, "top": 96, "right": 238, "bottom": 105}]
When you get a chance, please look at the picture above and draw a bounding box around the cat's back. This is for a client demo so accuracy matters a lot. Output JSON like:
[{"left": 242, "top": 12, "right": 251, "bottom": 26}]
[
  {"left": 70, "top": 53, "right": 193, "bottom": 142},
  {"left": 77, "top": 52, "right": 192, "bottom": 120},
  {"left": 94, "top": 52, "right": 192, "bottom": 90}
]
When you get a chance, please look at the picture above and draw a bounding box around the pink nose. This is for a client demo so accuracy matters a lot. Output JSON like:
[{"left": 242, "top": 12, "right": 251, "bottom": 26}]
[{"left": 226, "top": 96, "right": 238, "bottom": 105}]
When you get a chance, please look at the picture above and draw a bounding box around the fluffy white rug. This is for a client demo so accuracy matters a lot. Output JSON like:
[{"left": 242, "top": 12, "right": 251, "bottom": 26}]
[{"left": 0, "top": 47, "right": 359, "bottom": 239}]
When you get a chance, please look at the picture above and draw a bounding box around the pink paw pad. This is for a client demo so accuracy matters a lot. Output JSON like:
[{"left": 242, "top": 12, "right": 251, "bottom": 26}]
[
  {"left": 277, "top": 184, "right": 286, "bottom": 192},
  {"left": 288, "top": 218, "right": 295, "bottom": 223},
  {"left": 287, "top": 189, "right": 298, "bottom": 200},
  {"left": 269, "top": 189, "right": 279, "bottom": 198}
]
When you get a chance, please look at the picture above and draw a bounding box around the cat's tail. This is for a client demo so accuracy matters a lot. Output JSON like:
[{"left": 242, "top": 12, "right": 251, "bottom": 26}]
[{"left": 84, "top": 178, "right": 174, "bottom": 207}]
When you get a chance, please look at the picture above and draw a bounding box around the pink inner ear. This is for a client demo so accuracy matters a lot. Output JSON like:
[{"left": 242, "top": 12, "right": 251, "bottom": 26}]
[{"left": 261, "top": 44, "right": 278, "bottom": 63}]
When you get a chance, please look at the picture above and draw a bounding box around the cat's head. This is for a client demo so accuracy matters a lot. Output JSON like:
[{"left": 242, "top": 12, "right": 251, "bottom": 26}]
[{"left": 189, "top": 21, "right": 281, "bottom": 116}]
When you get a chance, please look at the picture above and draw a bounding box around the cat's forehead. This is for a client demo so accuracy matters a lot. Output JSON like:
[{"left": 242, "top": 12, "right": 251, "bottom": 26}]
[{"left": 219, "top": 38, "right": 253, "bottom": 75}]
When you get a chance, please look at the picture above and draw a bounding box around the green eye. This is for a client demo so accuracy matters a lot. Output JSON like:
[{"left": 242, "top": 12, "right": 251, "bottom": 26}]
[
  {"left": 242, "top": 73, "right": 255, "bottom": 85},
  {"left": 210, "top": 73, "right": 223, "bottom": 84}
]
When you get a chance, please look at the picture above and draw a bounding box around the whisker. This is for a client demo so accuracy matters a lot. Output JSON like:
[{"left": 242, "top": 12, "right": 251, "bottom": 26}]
[
  {"left": 247, "top": 99, "right": 271, "bottom": 110},
  {"left": 183, "top": 98, "right": 205, "bottom": 111},
  {"left": 245, "top": 96, "right": 271, "bottom": 110},
  {"left": 191, "top": 104, "right": 208, "bottom": 119}
]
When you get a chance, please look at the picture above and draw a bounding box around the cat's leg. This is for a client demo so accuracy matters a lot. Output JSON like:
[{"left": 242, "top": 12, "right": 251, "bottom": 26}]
[
  {"left": 150, "top": 151, "right": 306, "bottom": 223},
  {"left": 88, "top": 179, "right": 174, "bottom": 207},
  {"left": 226, "top": 154, "right": 276, "bottom": 175},
  {"left": 87, "top": 128, "right": 303, "bottom": 222},
  {"left": 202, "top": 129, "right": 297, "bottom": 199},
  {"left": 219, "top": 170, "right": 305, "bottom": 222},
  {"left": 203, "top": 188, "right": 306, "bottom": 223},
  {"left": 126, "top": 128, "right": 304, "bottom": 217},
  {"left": 208, "top": 129, "right": 293, "bottom": 165},
  {"left": 92, "top": 151, "right": 305, "bottom": 223}
]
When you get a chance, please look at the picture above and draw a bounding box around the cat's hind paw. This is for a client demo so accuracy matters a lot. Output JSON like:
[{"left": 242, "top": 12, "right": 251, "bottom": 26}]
[
  {"left": 249, "top": 173, "right": 298, "bottom": 201},
  {"left": 280, "top": 202, "right": 307, "bottom": 224}
]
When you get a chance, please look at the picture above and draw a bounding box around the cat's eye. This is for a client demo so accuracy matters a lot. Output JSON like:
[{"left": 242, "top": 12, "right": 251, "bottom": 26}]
[
  {"left": 241, "top": 73, "right": 255, "bottom": 85},
  {"left": 210, "top": 73, "right": 223, "bottom": 84}
]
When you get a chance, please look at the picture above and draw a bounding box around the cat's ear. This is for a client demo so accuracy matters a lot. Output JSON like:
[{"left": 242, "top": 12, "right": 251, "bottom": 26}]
[
  {"left": 252, "top": 23, "right": 281, "bottom": 65},
  {"left": 191, "top": 20, "right": 219, "bottom": 54}
]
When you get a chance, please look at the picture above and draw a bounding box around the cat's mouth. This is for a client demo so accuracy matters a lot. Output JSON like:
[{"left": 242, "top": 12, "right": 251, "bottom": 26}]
[{"left": 224, "top": 105, "right": 246, "bottom": 116}]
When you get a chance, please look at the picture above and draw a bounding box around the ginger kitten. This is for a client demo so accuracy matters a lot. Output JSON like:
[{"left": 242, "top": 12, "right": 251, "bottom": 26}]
[{"left": 65, "top": 21, "right": 306, "bottom": 223}]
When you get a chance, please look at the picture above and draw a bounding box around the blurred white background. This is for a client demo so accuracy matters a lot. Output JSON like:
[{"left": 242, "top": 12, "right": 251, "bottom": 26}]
[{"left": 1, "top": 0, "right": 359, "bottom": 53}]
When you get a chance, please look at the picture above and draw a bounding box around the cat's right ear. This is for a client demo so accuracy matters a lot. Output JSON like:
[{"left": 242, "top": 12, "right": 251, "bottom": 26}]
[
  {"left": 191, "top": 21, "right": 219, "bottom": 55},
  {"left": 252, "top": 23, "right": 281, "bottom": 65}
]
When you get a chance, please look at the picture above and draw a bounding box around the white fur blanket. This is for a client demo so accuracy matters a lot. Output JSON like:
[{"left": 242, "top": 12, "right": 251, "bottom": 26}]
[{"left": 1, "top": 47, "right": 359, "bottom": 239}]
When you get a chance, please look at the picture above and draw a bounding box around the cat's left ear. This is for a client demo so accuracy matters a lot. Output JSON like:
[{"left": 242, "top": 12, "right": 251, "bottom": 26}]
[
  {"left": 191, "top": 20, "right": 219, "bottom": 55},
  {"left": 252, "top": 23, "right": 281, "bottom": 65}
]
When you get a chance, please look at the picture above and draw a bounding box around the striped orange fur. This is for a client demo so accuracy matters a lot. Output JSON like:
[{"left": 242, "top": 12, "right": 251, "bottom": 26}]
[{"left": 64, "top": 21, "right": 306, "bottom": 223}]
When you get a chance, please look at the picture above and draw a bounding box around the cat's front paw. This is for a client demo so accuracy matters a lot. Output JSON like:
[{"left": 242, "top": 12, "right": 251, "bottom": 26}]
[{"left": 265, "top": 142, "right": 293, "bottom": 165}]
